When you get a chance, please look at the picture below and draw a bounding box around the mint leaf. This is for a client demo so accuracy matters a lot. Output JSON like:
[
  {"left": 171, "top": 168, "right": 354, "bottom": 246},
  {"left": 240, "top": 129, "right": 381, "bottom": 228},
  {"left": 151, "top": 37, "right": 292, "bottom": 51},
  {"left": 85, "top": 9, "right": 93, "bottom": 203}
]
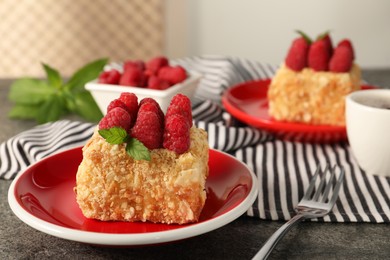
[
  {"left": 73, "top": 91, "right": 103, "bottom": 122},
  {"left": 126, "top": 138, "right": 151, "bottom": 161},
  {"left": 98, "top": 127, "right": 129, "bottom": 144},
  {"left": 98, "top": 128, "right": 151, "bottom": 161},
  {"left": 317, "top": 30, "right": 331, "bottom": 41},
  {"left": 8, "top": 78, "right": 54, "bottom": 105},
  {"left": 8, "top": 58, "right": 107, "bottom": 124},
  {"left": 62, "top": 88, "right": 77, "bottom": 112},
  {"left": 66, "top": 58, "right": 108, "bottom": 92},
  {"left": 295, "top": 30, "right": 312, "bottom": 44},
  {"left": 36, "top": 94, "right": 67, "bottom": 123},
  {"left": 42, "top": 63, "right": 63, "bottom": 89},
  {"left": 8, "top": 104, "right": 40, "bottom": 119}
]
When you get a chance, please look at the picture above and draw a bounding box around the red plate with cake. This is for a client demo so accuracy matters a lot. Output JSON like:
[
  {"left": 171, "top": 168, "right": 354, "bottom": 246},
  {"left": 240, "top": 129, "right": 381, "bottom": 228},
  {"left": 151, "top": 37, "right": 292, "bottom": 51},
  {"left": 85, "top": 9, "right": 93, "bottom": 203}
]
[
  {"left": 222, "top": 79, "right": 376, "bottom": 143},
  {"left": 8, "top": 146, "right": 258, "bottom": 246}
]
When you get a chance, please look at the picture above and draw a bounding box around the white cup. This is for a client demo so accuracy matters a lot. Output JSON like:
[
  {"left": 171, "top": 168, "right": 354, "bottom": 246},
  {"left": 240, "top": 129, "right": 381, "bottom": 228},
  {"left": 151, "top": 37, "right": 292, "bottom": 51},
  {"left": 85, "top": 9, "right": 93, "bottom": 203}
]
[{"left": 346, "top": 89, "right": 390, "bottom": 177}]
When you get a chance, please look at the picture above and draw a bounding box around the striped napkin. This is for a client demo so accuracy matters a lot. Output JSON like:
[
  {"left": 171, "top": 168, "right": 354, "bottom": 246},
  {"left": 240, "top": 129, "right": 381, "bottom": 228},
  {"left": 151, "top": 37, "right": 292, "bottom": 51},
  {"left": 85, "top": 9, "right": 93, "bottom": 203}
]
[{"left": 1, "top": 56, "right": 389, "bottom": 223}]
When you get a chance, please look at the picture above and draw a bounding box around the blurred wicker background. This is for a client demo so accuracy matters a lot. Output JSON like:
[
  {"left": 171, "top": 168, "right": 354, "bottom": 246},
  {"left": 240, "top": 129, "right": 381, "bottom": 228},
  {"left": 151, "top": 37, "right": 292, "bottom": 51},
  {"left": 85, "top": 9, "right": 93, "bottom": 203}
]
[{"left": 0, "top": 0, "right": 164, "bottom": 78}]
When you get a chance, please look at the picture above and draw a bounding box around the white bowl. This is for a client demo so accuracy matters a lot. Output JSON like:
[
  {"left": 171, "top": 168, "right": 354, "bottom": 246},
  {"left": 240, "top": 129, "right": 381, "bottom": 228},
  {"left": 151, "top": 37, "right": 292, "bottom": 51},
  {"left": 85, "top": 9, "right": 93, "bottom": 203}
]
[{"left": 86, "top": 71, "right": 202, "bottom": 114}]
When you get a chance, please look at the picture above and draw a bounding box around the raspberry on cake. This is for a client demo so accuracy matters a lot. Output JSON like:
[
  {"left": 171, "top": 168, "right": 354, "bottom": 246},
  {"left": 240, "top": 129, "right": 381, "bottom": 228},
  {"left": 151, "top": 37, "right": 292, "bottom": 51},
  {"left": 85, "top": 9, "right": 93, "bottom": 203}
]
[
  {"left": 118, "top": 92, "right": 138, "bottom": 126},
  {"left": 98, "top": 107, "right": 132, "bottom": 132},
  {"left": 268, "top": 31, "right": 361, "bottom": 126},
  {"left": 74, "top": 93, "right": 209, "bottom": 224},
  {"left": 131, "top": 110, "right": 163, "bottom": 150}
]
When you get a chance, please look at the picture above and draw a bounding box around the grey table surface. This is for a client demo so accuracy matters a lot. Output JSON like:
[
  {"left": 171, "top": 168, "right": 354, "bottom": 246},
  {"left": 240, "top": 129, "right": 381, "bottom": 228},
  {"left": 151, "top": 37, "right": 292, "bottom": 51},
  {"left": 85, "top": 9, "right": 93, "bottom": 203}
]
[{"left": 1, "top": 71, "right": 390, "bottom": 260}]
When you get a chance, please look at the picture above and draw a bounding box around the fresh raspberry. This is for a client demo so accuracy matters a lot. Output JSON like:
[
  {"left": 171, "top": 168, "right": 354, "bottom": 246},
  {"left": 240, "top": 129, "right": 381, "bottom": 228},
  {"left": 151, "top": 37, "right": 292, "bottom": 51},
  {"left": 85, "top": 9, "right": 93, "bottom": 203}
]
[
  {"left": 308, "top": 38, "right": 331, "bottom": 71},
  {"left": 107, "top": 98, "right": 129, "bottom": 114},
  {"left": 124, "top": 60, "right": 145, "bottom": 71},
  {"left": 98, "top": 69, "right": 121, "bottom": 84},
  {"left": 139, "top": 98, "right": 164, "bottom": 127},
  {"left": 139, "top": 97, "right": 159, "bottom": 107},
  {"left": 166, "top": 94, "right": 192, "bottom": 126},
  {"left": 146, "top": 56, "right": 169, "bottom": 76},
  {"left": 147, "top": 75, "right": 171, "bottom": 90},
  {"left": 322, "top": 34, "right": 333, "bottom": 57},
  {"left": 285, "top": 37, "right": 310, "bottom": 71},
  {"left": 119, "top": 67, "right": 146, "bottom": 87},
  {"left": 119, "top": 93, "right": 138, "bottom": 126},
  {"left": 329, "top": 44, "right": 354, "bottom": 72},
  {"left": 337, "top": 39, "right": 355, "bottom": 60},
  {"left": 157, "top": 66, "right": 187, "bottom": 85},
  {"left": 131, "top": 111, "right": 163, "bottom": 149},
  {"left": 99, "top": 107, "right": 132, "bottom": 132},
  {"left": 163, "top": 113, "right": 190, "bottom": 154}
]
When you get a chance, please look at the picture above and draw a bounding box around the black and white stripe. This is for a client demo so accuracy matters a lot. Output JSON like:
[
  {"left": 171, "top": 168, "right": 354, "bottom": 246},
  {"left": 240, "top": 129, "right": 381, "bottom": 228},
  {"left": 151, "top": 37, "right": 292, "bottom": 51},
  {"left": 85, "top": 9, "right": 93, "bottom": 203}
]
[
  {"left": 235, "top": 141, "right": 390, "bottom": 223},
  {"left": 1, "top": 56, "right": 389, "bottom": 223},
  {"left": 0, "top": 121, "right": 95, "bottom": 180},
  {"left": 173, "top": 55, "right": 278, "bottom": 102}
]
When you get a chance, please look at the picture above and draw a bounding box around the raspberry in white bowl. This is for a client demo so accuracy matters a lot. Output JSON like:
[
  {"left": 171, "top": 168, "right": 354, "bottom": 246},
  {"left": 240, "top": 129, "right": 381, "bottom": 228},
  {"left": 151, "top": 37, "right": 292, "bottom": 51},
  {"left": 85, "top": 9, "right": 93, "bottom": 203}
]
[{"left": 86, "top": 56, "right": 202, "bottom": 113}]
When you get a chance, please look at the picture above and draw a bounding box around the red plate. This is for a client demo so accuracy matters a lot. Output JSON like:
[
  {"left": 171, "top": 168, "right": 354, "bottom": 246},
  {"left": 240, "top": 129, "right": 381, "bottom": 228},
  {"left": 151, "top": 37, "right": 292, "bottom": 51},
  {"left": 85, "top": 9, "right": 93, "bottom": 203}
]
[
  {"left": 8, "top": 147, "right": 258, "bottom": 246},
  {"left": 222, "top": 79, "right": 375, "bottom": 143}
]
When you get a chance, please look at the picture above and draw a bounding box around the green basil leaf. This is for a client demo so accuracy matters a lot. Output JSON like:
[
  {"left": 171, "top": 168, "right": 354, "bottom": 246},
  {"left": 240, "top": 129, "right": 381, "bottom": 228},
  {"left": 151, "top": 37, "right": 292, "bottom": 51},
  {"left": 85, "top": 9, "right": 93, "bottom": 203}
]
[
  {"left": 73, "top": 91, "right": 103, "bottom": 122},
  {"left": 42, "top": 63, "right": 63, "bottom": 89},
  {"left": 8, "top": 104, "right": 40, "bottom": 120},
  {"left": 66, "top": 58, "right": 108, "bottom": 92},
  {"left": 98, "top": 127, "right": 128, "bottom": 144},
  {"left": 126, "top": 138, "right": 151, "bottom": 161},
  {"left": 8, "top": 78, "right": 54, "bottom": 105},
  {"left": 36, "top": 94, "right": 67, "bottom": 123}
]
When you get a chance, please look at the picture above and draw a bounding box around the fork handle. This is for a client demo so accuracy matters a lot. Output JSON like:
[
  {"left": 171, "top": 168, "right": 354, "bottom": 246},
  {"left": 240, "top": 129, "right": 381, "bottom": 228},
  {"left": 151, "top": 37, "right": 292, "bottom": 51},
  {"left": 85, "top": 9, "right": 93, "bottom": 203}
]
[{"left": 252, "top": 214, "right": 305, "bottom": 260}]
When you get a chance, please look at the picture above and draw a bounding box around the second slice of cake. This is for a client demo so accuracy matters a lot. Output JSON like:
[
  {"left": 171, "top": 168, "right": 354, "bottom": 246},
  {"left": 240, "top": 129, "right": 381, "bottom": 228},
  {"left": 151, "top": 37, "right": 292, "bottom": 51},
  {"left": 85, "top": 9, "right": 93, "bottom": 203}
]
[
  {"left": 268, "top": 63, "right": 361, "bottom": 126},
  {"left": 268, "top": 31, "right": 361, "bottom": 126}
]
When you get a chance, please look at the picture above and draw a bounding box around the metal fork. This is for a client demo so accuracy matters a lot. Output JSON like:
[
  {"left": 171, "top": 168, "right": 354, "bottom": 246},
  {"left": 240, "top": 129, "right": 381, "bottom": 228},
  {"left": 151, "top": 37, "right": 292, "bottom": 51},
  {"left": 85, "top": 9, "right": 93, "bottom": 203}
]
[{"left": 253, "top": 164, "right": 345, "bottom": 260}]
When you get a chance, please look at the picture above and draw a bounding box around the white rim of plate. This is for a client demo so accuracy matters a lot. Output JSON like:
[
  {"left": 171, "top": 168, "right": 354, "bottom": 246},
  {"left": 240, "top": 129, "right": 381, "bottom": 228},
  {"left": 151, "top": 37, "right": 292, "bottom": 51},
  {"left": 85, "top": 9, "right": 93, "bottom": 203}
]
[{"left": 8, "top": 148, "right": 259, "bottom": 246}]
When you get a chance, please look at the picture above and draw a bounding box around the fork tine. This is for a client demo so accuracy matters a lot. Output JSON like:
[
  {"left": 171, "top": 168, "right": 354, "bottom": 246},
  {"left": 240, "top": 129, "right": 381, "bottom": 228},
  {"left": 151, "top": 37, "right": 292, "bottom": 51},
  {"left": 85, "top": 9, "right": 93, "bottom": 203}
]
[
  {"left": 313, "top": 163, "right": 330, "bottom": 201},
  {"left": 319, "top": 165, "right": 337, "bottom": 203},
  {"left": 303, "top": 165, "right": 321, "bottom": 200},
  {"left": 254, "top": 165, "right": 345, "bottom": 259},
  {"left": 329, "top": 167, "right": 345, "bottom": 204}
]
